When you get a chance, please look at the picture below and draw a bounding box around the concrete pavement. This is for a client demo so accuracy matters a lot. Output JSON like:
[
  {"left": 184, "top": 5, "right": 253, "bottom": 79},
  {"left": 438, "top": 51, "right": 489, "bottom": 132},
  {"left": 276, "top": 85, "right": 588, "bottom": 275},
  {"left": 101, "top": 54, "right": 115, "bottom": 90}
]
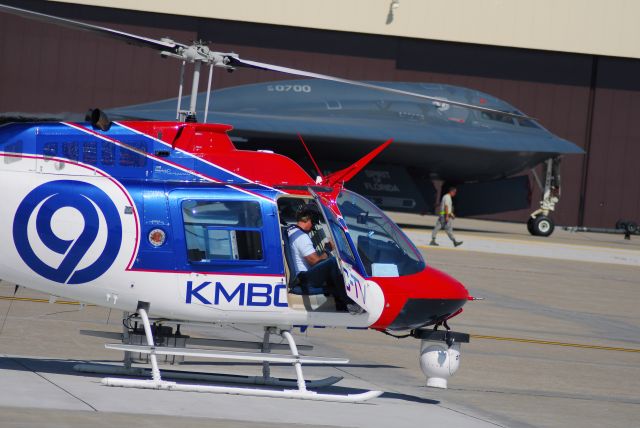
[{"left": 0, "top": 216, "right": 638, "bottom": 427}]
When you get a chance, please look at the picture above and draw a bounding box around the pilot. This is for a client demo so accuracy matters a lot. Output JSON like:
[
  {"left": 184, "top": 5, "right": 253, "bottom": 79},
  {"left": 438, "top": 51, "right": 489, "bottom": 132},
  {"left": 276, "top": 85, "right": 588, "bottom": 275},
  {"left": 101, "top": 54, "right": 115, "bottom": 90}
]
[{"left": 287, "top": 204, "right": 363, "bottom": 314}]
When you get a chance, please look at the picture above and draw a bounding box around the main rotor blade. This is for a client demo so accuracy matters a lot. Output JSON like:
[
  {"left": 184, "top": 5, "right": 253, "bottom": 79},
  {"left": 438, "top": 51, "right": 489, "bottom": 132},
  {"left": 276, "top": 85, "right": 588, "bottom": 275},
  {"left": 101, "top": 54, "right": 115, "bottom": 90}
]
[
  {"left": 0, "top": 3, "right": 186, "bottom": 53},
  {"left": 0, "top": 2, "right": 531, "bottom": 119},
  {"left": 229, "top": 57, "right": 530, "bottom": 119}
]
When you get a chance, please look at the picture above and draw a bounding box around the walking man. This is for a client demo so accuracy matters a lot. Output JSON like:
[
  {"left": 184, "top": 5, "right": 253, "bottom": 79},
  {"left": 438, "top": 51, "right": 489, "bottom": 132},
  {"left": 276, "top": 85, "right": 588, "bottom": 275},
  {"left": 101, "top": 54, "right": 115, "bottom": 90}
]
[{"left": 430, "top": 186, "right": 463, "bottom": 247}]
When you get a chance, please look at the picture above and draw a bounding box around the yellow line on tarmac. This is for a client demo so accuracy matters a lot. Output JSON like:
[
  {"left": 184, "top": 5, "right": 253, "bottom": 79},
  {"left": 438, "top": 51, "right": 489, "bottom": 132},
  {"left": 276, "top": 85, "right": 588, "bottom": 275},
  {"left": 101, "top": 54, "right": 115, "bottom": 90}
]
[
  {"left": 472, "top": 334, "right": 640, "bottom": 353},
  {"left": 2, "top": 296, "right": 637, "bottom": 353},
  {"left": 0, "top": 295, "right": 94, "bottom": 306},
  {"left": 417, "top": 245, "right": 460, "bottom": 252}
]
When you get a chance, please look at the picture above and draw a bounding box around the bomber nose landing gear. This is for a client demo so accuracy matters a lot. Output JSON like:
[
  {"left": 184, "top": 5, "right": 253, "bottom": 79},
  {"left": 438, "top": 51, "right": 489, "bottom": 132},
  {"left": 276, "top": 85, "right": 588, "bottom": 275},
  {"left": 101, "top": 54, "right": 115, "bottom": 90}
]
[{"left": 528, "top": 157, "right": 561, "bottom": 237}]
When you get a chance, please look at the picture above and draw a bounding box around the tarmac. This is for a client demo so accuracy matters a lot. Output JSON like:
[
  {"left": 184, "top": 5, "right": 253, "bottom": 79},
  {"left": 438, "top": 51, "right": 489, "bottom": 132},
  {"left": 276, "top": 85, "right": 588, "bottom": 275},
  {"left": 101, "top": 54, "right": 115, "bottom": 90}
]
[{"left": 0, "top": 215, "right": 638, "bottom": 428}]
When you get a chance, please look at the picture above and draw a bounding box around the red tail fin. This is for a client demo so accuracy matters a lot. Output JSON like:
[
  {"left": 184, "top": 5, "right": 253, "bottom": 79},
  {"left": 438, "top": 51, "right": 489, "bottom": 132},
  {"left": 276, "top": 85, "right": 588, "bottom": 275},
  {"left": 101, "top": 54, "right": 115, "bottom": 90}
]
[{"left": 324, "top": 139, "right": 392, "bottom": 187}]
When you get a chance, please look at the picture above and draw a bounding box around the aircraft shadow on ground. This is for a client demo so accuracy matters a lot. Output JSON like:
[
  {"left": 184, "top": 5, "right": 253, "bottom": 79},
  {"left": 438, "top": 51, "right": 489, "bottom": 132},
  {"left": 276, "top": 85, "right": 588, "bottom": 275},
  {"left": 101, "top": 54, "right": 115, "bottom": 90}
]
[
  {"left": 0, "top": 356, "right": 104, "bottom": 379},
  {"left": 178, "top": 360, "right": 400, "bottom": 369},
  {"left": 0, "top": 356, "right": 437, "bottom": 404},
  {"left": 0, "top": 356, "right": 398, "bottom": 372},
  {"left": 380, "top": 391, "right": 439, "bottom": 405}
]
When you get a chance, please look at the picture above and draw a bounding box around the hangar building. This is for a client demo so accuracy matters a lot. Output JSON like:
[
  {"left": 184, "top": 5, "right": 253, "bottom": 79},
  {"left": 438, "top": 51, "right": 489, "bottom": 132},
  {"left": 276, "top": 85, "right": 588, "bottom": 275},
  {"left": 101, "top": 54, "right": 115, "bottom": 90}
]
[{"left": 1, "top": 0, "right": 638, "bottom": 228}]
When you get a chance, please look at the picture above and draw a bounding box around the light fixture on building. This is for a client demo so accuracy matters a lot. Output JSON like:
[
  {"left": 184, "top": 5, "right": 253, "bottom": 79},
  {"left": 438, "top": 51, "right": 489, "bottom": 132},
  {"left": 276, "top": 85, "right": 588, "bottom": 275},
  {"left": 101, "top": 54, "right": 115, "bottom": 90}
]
[{"left": 386, "top": 0, "right": 400, "bottom": 25}]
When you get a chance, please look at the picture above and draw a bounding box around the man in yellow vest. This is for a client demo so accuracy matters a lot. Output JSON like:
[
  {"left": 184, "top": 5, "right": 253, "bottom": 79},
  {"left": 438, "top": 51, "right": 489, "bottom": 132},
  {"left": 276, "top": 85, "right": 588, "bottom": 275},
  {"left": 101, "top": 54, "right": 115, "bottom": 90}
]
[{"left": 430, "top": 186, "right": 463, "bottom": 247}]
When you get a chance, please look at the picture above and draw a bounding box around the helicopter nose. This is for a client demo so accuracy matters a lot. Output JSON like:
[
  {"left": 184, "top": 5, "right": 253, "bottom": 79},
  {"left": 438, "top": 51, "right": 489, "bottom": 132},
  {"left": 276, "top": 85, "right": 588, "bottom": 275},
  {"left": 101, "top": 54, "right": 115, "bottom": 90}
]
[{"left": 372, "top": 266, "right": 469, "bottom": 331}]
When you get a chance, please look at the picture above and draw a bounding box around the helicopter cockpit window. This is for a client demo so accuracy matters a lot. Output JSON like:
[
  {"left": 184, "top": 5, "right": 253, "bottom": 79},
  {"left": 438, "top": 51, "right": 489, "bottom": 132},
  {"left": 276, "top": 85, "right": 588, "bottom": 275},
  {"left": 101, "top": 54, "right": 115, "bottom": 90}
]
[
  {"left": 317, "top": 204, "right": 357, "bottom": 267},
  {"left": 182, "top": 200, "right": 263, "bottom": 262},
  {"left": 336, "top": 190, "right": 425, "bottom": 277}
]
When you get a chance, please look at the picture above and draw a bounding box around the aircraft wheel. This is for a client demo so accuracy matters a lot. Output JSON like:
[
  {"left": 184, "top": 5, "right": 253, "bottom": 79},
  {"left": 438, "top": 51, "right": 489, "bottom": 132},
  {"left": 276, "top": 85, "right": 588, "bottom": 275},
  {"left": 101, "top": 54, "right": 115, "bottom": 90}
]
[
  {"left": 627, "top": 221, "right": 638, "bottom": 234},
  {"left": 531, "top": 215, "right": 554, "bottom": 237},
  {"left": 527, "top": 217, "right": 535, "bottom": 234}
]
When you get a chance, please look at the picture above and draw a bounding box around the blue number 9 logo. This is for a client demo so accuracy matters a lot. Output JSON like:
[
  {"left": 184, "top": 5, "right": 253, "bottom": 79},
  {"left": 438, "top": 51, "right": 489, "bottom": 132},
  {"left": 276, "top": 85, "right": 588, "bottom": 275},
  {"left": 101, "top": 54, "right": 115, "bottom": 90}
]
[{"left": 13, "top": 180, "right": 122, "bottom": 284}]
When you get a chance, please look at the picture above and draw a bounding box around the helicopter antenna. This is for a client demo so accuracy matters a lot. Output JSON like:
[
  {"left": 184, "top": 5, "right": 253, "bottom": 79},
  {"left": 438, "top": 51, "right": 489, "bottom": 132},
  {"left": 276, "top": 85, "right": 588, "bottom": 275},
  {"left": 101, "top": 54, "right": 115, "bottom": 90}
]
[{"left": 298, "top": 134, "right": 324, "bottom": 183}]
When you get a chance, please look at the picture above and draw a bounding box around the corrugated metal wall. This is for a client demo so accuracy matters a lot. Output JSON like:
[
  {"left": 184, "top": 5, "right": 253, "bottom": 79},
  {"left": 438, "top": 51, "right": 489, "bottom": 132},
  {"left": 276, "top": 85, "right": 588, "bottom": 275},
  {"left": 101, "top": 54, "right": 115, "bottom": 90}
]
[
  {"left": 1, "top": 0, "right": 638, "bottom": 228},
  {"left": 582, "top": 57, "right": 640, "bottom": 228}
]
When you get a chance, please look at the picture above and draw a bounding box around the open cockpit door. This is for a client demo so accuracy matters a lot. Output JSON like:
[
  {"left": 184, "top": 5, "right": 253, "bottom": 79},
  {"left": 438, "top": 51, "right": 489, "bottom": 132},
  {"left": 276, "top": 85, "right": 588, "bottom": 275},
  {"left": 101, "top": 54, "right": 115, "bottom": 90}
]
[{"left": 308, "top": 188, "right": 385, "bottom": 318}]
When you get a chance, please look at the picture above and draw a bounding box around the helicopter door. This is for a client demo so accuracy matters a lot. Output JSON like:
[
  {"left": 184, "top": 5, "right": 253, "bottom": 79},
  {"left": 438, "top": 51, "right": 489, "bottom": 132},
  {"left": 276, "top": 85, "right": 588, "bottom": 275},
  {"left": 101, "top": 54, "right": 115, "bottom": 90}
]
[
  {"left": 277, "top": 196, "right": 339, "bottom": 312},
  {"left": 309, "top": 189, "right": 384, "bottom": 316}
]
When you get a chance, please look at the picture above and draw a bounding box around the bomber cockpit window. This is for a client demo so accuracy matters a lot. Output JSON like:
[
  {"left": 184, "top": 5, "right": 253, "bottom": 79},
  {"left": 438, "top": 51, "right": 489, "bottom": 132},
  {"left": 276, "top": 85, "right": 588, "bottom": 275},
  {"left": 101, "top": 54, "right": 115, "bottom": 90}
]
[
  {"left": 182, "top": 200, "right": 263, "bottom": 262},
  {"left": 480, "top": 111, "right": 515, "bottom": 125}
]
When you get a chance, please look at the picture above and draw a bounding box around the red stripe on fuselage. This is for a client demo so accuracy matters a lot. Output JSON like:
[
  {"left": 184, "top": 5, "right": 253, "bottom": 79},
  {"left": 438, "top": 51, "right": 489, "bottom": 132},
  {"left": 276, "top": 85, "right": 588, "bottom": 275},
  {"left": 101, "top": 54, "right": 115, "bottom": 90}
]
[{"left": 128, "top": 267, "right": 284, "bottom": 277}]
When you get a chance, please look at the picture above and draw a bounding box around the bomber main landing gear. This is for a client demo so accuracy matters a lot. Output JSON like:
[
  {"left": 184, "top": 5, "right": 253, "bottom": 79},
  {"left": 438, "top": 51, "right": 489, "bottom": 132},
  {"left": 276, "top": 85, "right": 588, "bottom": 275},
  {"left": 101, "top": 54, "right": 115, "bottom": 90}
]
[{"left": 528, "top": 157, "right": 561, "bottom": 237}]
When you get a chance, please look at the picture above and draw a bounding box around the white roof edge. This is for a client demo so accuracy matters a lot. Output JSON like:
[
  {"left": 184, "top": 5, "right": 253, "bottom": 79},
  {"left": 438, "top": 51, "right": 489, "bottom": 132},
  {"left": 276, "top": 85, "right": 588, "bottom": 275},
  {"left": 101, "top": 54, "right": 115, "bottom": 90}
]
[{"left": 48, "top": 0, "right": 640, "bottom": 60}]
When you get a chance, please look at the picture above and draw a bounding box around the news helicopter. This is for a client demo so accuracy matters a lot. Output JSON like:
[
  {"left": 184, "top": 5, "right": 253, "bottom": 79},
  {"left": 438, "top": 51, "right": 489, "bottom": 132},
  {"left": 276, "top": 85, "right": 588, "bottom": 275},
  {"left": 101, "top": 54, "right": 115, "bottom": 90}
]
[{"left": 0, "top": 2, "right": 526, "bottom": 402}]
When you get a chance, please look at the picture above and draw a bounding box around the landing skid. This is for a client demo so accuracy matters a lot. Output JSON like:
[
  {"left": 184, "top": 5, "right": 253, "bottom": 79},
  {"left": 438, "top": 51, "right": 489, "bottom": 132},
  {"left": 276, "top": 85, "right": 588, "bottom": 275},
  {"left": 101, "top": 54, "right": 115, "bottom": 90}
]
[
  {"left": 80, "top": 303, "right": 381, "bottom": 403},
  {"left": 74, "top": 363, "right": 343, "bottom": 389},
  {"left": 102, "top": 378, "right": 382, "bottom": 403}
]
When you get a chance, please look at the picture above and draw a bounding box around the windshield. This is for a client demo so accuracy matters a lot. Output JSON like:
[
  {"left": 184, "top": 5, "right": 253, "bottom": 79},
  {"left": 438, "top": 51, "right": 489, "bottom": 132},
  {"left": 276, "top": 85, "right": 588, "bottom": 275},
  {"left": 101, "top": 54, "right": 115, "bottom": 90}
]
[{"left": 335, "top": 190, "right": 425, "bottom": 277}]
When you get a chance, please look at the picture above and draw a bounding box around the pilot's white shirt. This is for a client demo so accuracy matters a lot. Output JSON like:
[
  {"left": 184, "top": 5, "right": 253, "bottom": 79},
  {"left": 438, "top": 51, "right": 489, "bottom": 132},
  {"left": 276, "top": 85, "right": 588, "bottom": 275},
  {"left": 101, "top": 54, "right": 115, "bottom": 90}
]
[{"left": 288, "top": 227, "right": 315, "bottom": 275}]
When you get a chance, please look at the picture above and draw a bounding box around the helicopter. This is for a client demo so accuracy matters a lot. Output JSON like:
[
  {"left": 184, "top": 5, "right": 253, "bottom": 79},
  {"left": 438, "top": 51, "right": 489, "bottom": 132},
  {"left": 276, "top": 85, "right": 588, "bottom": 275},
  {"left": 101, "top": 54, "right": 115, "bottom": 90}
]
[{"left": 0, "top": 2, "right": 523, "bottom": 402}]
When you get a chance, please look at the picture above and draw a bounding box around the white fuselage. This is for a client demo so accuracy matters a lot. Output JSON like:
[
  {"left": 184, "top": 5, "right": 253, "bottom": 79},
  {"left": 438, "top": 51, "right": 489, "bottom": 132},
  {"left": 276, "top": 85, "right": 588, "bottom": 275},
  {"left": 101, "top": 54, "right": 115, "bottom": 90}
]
[{"left": 0, "top": 153, "right": 384, "bottom": 328}]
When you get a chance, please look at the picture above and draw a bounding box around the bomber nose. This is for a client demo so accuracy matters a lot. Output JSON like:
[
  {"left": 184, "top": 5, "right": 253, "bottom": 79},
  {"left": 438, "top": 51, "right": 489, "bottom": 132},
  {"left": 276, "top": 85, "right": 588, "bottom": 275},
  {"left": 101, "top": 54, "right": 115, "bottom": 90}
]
[{"left": 380, "top": 266, "right": 469, "bottom": 330}]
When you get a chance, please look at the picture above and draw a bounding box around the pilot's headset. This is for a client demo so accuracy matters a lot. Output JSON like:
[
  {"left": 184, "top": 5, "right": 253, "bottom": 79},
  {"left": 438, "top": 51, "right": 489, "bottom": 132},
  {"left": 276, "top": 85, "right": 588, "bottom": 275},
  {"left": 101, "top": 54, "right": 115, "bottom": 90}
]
[{"left": 296, "top": 203, "right": 321, "bottom": 225}]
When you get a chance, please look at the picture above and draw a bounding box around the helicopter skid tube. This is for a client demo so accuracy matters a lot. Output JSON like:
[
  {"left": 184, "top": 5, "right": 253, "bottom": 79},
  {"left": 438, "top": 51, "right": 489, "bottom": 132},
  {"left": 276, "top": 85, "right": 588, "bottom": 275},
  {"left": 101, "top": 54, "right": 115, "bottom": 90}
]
[
  {"left": 75, "top": 363, "right": 343, "bottom": 388},
  {"left": 102, "top": 377, "right": 382, "bottom": 402},
  {"left": 97, "top": 307, "right": 381, "bottom": 402}
]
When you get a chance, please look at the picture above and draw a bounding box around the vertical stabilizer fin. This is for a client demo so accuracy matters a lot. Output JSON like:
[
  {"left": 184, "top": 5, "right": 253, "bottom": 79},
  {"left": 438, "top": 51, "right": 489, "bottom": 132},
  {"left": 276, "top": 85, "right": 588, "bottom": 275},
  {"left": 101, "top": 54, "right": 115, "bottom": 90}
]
[{"left": 325, "top": 139, "right": 392, "bottom": 187}]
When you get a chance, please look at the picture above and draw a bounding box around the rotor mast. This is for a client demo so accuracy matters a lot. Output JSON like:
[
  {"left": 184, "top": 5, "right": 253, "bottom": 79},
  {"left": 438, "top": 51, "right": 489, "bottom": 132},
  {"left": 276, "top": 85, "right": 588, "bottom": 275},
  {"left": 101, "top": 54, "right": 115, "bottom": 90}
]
[{"left": 159, "top": 40, "right": 236, "bottom": 122}]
